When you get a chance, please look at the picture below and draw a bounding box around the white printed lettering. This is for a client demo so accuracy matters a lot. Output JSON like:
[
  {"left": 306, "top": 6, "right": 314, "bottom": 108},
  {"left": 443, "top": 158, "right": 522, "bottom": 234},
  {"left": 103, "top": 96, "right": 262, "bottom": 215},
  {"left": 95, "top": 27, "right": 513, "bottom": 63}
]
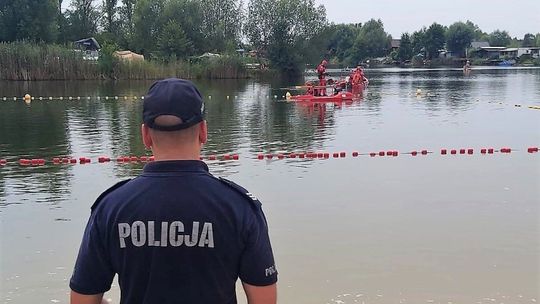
[
  {"left": 169, "top": 221, "right": 184, "bottom": 247},
  {"left": 147, "top": 221, "right": 160, "bottom": 247},
  {"left": 199, "top": 222, "right": 214, "bottom": 248},
  {"left": 131, "top": 221, "right": 146, "bottom": 247},
  {"left": 184, "top": 221, "right": 199, "bottom": 247},
  {"left": 160, "top": 222, "right": 168, "bottom": 247},
  {"left": 265, "top": 265, "right": 277, "bottom": 277},
  {"left": 118, "top": 223, "right": 130, "bottom": 248},
  {"left": 117, "top": 221, "right": 215, "bottom": 249}
]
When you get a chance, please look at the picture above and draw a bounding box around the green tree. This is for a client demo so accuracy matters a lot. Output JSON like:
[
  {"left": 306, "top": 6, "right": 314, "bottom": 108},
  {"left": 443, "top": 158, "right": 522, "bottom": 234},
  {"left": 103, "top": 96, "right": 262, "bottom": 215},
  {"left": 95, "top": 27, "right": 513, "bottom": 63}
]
[
  {"left": 488, "top": 30, "right": 511, "bottom": 47},
  {"left": 522, "top": 33, "right": 535, "bottom": 47},
  {"left": 397, "top": 33, "right": 413, "bottom": 62},
  {"left": 118, "top": 0, "right": 136, "bottom": 47},
  {"left": 411, "top": 28, "right": 426, "bottom": 57},
  {"left": 157, "top": 20, "right": 194, "bottom": 59},
  {"left": 446, "top": 21, "right": 474, "bottom": 57},
  {"left": 199, "top": 0, "right": 243, "bottom": 53},
  {"left": 246, "top": 0, "right": 326, "bottom": 74},
  {"left": 350, "top": 19, "right": 391, "bottom": 63},
  {"left": 132, "top": 0, "right": 165, "bottom": 56},
  {"left": 161, "top": 0, "right": 204, "bottom": 54},
  {"left": 63, "top": 0, "right": 99, "bottom": 40},
  {"left": 424, "top": 22, "right": 446, "bottom": 59},
  {"left": 323, "top": 23, "right": 360, "bottom": 63},
  {"left": 465, "top": 20, "right": 488, "bottom": 41},
  {"left": 0, "top": 0, "right": 58, "bottom": 42},
  {"left": 536, "top": 33, "right": 540, "bottom": 47},
  {"left": 102, "top": 0, "right": 118, "bottom": 34}
]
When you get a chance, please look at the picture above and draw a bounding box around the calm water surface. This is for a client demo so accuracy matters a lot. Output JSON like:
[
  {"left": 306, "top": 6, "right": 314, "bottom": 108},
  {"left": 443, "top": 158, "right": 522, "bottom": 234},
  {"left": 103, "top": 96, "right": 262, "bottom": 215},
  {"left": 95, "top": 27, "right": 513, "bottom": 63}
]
[{"left": 1, "top": 68, "right": 539, "bottom": 303}]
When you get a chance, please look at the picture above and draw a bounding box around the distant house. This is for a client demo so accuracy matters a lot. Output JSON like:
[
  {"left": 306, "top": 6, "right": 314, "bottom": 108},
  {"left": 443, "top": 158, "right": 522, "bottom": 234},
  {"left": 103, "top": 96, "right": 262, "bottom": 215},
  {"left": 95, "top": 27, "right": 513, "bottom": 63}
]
[
  {"left": 517, "top": 47, "right": 540, "bottom": 58},
  {"left": 530, "top": 48, "right": 540, "bottom": 58},
  {"left": 74, "top": 37, "right": 100, "bottom": 51},
  {"left": 74, "top": 37, "right": 100, "bottom": 61},
  {"left": 390, "top": 39, "right": 401, "bottom": 52},
  {"left": 471, "top": 41, "right": 490, "bottom": 50},
  {"left": 500, "top": 48, "right": 518, "bottom": 58},
  {"left": 476, "top": 47, "right": 506, "bottom": 59}
]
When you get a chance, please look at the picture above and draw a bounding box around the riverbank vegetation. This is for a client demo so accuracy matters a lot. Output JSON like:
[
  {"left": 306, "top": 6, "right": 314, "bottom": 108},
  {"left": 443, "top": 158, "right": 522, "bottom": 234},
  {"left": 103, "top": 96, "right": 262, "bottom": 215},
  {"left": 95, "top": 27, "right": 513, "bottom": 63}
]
[
  {"left": 1, "top": 0, "right": 540, "bottom": 81},
  {"left": 0, "top": 41, "right": 250, "bottom": 80}
]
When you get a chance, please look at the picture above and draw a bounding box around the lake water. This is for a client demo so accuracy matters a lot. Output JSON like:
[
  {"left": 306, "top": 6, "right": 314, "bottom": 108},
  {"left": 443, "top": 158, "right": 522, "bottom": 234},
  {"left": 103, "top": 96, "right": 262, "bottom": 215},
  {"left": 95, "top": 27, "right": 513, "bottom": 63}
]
[{"left": 1, "top": 68, "right": 539, "bottom": 304}]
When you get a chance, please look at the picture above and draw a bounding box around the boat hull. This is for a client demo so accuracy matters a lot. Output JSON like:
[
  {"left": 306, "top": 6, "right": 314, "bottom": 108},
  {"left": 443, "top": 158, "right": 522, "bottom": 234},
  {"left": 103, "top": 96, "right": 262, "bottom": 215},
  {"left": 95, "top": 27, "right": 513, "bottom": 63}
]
[{"left": 290, "top": 91, "right": 355, "bottom": 102}]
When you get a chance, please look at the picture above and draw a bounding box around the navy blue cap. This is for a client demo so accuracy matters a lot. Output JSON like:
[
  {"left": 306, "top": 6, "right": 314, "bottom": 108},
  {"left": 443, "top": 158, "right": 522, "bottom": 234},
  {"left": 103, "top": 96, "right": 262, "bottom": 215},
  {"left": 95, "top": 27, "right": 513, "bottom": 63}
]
[{"left": 143, "top": 78, "right": 205, "bottom": 131}]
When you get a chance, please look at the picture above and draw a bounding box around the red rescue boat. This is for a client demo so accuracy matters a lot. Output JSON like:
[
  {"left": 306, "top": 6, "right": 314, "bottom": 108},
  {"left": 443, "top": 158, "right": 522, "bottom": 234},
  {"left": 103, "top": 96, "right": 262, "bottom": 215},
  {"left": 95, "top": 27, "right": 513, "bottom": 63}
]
[{"left": 290, "top": 91, "right": 355, "bottom": 102}]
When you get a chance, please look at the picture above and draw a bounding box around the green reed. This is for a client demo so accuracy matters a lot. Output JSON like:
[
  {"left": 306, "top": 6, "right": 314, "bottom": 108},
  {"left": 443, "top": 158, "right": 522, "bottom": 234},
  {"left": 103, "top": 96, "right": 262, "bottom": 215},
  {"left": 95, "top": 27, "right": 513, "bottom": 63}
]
[{"left": 0, "top": 42, "right": 251, "bottom": 80}]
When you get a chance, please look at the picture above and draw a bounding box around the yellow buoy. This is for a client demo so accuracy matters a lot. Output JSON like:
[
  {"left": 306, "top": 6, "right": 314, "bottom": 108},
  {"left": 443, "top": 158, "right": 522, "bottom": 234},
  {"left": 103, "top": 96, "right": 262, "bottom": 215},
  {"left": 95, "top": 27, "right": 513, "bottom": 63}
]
[
  {"left": 24, "top": 94, "right": 31, "bottom": 101},
  {"left": 285, "top": 92, "right": 292, "bottom": 100}
]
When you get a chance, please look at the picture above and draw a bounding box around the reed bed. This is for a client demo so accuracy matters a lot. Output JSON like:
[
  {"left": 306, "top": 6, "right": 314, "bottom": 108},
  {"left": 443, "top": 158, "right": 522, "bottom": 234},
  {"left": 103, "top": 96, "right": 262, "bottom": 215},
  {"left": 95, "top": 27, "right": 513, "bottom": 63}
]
[{"left": 0, "top": 42, "right": 250, "bottom": 80}]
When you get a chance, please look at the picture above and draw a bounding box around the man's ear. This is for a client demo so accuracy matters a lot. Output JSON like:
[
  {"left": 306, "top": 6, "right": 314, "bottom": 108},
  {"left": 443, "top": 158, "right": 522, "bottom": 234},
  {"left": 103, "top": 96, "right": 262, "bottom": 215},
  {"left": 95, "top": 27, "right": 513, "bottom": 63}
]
[
  {"left": 142, "top": 124, "right": 153, "bottom": 148},
  {"left": 199, "top": 121, "right": 208, "bottom": 145}
]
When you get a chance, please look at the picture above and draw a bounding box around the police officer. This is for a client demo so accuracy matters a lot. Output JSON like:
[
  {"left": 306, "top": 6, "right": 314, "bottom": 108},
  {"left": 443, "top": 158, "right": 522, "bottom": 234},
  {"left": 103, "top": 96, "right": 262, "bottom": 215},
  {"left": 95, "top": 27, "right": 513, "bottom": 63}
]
[{"left": 70, "top": 78, "right": 278, "bottom": 304}]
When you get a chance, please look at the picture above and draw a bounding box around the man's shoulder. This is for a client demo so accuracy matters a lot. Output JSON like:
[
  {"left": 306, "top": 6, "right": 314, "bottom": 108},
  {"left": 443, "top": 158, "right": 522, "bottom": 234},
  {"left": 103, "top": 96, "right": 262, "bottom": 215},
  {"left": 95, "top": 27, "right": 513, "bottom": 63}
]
[
  {"left": 91, "top": 179, "right": 132, "bottom": 210},
  {"left": 216, "top": 177, "right": 262, "bottom": 209}
]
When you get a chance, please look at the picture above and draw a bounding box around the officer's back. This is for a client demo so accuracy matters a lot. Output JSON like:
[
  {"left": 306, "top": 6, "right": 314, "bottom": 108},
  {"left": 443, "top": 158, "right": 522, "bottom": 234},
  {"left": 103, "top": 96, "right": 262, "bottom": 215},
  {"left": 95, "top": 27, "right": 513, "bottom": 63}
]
[{"left": 70, "top": 78, "right": 278, "bottom": 304}]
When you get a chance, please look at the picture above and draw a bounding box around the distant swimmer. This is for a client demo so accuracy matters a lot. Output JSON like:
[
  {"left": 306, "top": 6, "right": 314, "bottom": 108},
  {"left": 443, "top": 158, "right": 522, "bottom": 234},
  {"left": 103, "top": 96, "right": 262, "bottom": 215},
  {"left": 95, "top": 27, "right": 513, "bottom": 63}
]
[{"left": 463, "top": 60, "right": 472, "bottom": 74}]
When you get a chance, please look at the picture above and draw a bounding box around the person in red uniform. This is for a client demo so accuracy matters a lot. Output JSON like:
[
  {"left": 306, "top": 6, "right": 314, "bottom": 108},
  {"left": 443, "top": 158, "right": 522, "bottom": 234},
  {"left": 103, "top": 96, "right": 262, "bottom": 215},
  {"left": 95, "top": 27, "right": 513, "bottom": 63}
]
[
  {"left": 316, "top": 60, "right": 328, "bottom": 96},
  {"left": 358, "top": 67, "right": 368, "bottom": 85}
]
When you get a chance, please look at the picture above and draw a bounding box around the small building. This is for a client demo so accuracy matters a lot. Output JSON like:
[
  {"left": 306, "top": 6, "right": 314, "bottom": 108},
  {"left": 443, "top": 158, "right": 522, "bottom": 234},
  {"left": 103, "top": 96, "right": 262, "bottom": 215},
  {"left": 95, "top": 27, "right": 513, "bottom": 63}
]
[
  {"left": 74, "top": 37, "right": 100, "bottom": 61},
  {"left": 500, "top": 48, "right": 518, "bottom": 58},
  {"left": 471, "top": 41, "right": 490, "bottom": 50},
  {"left": 530, "top": 48, "right": 540, "bottom": 58},
  {"left": 476, "top": 46, "right": 506, "bottom": 59},
  {"left": 390, "top": 39, "right": 401, "bottom": 52},
  {"left": 517, "top": 47, "right": 540, "bottom": 58},
  {"left": 74, "top": 37, "right": 100, "bottom": 51}
]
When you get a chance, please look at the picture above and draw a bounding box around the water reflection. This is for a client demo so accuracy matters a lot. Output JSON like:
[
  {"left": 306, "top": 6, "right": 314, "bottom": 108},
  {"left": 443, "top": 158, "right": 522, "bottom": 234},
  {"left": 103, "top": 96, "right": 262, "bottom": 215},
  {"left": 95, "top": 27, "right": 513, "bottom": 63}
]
[{"left": 1, "top": 69, "right": 539, "bottom": 204}]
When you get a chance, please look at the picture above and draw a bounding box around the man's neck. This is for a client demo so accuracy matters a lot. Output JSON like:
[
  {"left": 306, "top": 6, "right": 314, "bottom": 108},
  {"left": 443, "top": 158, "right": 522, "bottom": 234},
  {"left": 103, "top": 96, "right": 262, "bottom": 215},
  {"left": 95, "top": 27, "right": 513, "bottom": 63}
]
[{"left": 151, "top": 148, "right": 201, "bottom": 161}]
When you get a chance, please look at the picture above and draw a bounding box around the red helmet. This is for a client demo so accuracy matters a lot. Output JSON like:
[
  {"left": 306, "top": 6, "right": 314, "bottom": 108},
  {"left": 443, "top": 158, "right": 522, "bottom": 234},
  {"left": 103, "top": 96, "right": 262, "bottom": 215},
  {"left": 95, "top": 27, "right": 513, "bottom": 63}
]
[{"left": 321, "top": 60, "right": 328, "bottom": 66}]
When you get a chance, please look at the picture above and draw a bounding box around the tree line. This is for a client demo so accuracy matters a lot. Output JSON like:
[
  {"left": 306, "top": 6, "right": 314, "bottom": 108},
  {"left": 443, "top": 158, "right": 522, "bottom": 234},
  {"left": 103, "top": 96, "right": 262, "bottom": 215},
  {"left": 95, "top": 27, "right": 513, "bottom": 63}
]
[
  {"left": 1, "top": 0, "right": 539, "bottom": 74},
  {"left": 323, "top": 20, "right": 540, "bottom": 65}
]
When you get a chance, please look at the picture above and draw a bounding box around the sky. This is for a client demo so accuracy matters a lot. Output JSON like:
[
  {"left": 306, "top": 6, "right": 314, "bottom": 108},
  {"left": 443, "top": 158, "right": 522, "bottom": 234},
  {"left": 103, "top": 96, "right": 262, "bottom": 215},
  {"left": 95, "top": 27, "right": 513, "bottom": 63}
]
[{"left": 314, "top": 0, "right": 540, "bottom": 39}]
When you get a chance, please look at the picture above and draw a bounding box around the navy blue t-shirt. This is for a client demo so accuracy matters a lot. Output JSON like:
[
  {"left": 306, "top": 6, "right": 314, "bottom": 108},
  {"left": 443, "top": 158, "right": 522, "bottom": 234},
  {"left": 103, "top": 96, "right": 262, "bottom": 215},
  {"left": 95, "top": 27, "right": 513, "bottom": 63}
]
[{"left": 70, "top": 160, "right": 277, "bottom": 304}]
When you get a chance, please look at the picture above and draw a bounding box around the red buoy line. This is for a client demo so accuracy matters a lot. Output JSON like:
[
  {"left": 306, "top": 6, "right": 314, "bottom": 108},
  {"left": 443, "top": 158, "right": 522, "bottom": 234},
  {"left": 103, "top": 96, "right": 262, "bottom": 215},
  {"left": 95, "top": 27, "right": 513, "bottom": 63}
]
[{"left": 0, "top": 147, "right": 538, "bottom": 168}]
